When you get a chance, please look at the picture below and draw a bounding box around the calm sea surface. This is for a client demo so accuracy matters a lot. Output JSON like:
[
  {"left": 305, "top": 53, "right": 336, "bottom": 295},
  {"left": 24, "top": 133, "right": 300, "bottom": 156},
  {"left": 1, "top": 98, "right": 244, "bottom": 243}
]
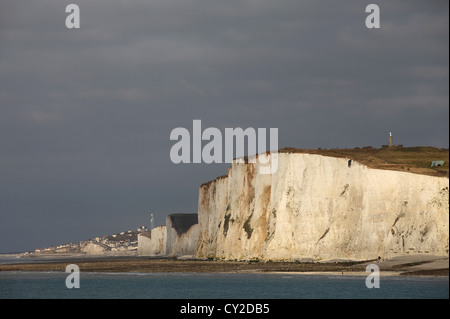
[{"left": 0, "top": 271, "right": 447, "bottom": 299}]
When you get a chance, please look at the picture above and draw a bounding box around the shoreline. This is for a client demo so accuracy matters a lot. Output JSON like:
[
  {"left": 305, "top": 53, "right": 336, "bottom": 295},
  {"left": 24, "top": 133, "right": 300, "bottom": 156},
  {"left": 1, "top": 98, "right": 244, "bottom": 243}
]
[{"left": 0, "top": 254, "right": 448, "bottom": 277}]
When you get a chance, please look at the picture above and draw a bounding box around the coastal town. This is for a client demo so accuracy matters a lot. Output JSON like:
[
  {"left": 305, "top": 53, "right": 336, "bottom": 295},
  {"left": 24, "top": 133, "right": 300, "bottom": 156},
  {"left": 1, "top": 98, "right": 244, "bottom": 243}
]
[{"left": 31, "top": 224, "right": 149, "bottom": 255}]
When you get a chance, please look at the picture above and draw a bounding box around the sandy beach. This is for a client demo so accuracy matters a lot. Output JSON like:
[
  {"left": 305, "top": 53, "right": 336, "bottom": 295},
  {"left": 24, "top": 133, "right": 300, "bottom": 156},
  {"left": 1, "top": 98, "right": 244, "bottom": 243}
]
[{"left": 0, "top": 254, "right": 447, "bottom": 276}]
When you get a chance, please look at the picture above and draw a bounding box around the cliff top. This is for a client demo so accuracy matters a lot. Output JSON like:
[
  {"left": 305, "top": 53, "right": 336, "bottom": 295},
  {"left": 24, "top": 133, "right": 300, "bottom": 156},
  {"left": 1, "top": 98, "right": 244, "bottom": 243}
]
[
  {"left": 280, "top": 146, "right": 449, "bottom": 178},
  {"left": 201, "top": 146, "right": 448, "bottom": 187}
]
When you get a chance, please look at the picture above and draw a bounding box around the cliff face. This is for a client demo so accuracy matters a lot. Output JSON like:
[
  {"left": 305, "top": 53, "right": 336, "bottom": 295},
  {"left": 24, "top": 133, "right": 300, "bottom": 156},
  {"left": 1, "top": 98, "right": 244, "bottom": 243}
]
[
  {"left": 166, "top": 214, "right": 199, "bottom": 256},
  {"left": 137, "top": 214, "right": 199, "bottom": 256},
  {"left": 197, "top": 153, "right": 449, "bottom": 261},
  {"left": 81, "top": 242, "right": 108, "bottom": 254},
  {"left": 137, "top": 226, "right": 167, "bottom": 255}
]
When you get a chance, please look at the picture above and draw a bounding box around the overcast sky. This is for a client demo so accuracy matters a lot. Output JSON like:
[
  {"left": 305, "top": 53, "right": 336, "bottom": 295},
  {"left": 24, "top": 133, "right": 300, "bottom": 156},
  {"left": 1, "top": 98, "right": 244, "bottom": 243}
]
[{"left": 0, "top": 0, "right": 448, "bottom": 253}]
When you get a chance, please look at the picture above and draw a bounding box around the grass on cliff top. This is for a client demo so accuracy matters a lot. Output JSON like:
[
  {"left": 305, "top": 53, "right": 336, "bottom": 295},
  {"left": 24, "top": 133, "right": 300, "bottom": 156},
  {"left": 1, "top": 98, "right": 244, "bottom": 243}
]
[
  {"left": 201, "top": 146, "right": 449, "bottom": 186},
  {"left": 280, "top": 146, "right": 449, "bottom": 178}
]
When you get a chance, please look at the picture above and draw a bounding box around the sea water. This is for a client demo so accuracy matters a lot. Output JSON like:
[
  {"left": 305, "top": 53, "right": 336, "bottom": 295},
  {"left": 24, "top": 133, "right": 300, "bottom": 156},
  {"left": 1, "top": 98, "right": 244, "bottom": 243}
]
[{"left": 0, "top": 271, "right": 447, "bottom": 299}]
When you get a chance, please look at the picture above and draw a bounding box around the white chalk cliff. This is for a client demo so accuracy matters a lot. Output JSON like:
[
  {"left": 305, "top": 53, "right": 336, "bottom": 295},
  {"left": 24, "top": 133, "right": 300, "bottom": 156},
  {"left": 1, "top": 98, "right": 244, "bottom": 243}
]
[
  {"left": 197, "top": 153, "right": 449, "bottom": 261},
  {"left": 166, "top": 219, "right": 200, "bottom": 256},
  {"left": 137, "top": 215, "right": 199, "bottom": 256},
  {"left": 137, "top": 226, "right": 167, "bottom": 255}
]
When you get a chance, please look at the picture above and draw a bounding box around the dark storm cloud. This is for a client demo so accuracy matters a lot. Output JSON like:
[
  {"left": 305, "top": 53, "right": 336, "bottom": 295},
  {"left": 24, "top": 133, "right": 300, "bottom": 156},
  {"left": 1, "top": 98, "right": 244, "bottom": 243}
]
[{"left": 0, "top": 0, "right": 448, "bottom": 252}]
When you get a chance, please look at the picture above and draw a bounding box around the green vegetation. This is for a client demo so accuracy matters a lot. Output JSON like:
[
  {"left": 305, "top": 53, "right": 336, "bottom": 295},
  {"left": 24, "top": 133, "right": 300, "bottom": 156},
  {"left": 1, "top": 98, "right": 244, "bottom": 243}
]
[
  {"left": 223, "top": 211, "right": 235, "bottom": 237},
  {"left": 223, "top": 213, "right": 231, "bottom": 236},
  {"left": 243, "top": 214, "right": 254, "bottom": 239}
]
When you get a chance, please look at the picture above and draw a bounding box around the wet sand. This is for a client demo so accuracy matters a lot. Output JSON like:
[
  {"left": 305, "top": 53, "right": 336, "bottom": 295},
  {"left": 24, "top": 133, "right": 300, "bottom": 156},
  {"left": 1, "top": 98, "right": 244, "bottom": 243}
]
[
  {"left": 0, "top": 257, "right": 367, "bottom": 273},
  {"left": 0, "top": 255, "right": 447, "bottom": 276}
]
